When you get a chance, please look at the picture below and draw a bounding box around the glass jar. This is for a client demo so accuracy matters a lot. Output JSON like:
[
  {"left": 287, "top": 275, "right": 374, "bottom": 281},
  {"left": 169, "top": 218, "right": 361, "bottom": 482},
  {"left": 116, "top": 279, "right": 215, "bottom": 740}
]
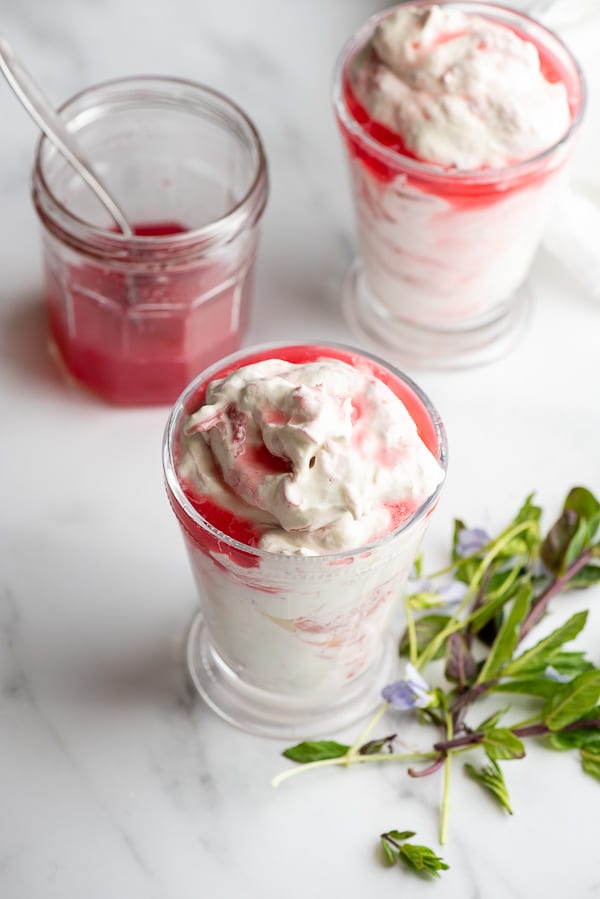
[{"left": 32, "top": 77, "right": 268, "bottom": 405}]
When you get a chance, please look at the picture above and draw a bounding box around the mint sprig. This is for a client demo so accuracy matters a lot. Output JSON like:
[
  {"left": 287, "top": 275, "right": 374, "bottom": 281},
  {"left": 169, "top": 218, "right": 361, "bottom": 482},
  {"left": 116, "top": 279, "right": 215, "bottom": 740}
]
[
  {"left": 380, "top": 831, "right": 449, "bottom": 879},
  {"left": 273, "top": 486, "right": 600, "bottom": 878},
  {"left": 464, "top": 759, "right": 513, "bottom": 814}
]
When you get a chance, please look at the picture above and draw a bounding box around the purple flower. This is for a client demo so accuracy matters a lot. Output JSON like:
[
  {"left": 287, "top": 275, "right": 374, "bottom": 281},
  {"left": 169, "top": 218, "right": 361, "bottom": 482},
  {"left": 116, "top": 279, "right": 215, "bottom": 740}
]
[
  {"left": 408, "top": 576, "right": 432, "bottom": 594},
  {"left": 436, "top": 579, "right": 468, "bottom": 605},
  {"left": 382, "top": 664, "right": 433, "bottom": 710},
  {"left": 544, "top": 665, "right": 572, "bottom": 684},
  {"left": 456, "top": 526, "right": 491, "bottom": 558},
  {"left": 406, "top": 577, "right": 467, "bottom": 611}
]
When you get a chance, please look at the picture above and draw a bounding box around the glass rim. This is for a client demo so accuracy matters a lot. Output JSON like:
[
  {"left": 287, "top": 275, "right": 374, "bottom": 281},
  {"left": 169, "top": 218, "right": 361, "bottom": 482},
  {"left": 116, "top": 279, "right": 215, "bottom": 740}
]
[
  {"left": 332, "top": 0, "right": 587, "bottom": 183},
  {"left": 162, "top": 340, "right": 448, "bottom": 563},
  {"left": 32, "top": 75, "right": 269, "bottom": 252}
]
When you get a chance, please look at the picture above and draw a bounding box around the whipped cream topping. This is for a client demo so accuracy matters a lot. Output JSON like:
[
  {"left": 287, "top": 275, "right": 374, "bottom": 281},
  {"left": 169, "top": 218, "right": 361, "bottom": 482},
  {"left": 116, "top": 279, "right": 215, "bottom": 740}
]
[
  {"left": 350, "top": 4, "right": 571, "bottom": 169},
  {"left": 180, "top": 357, "right": 443, "bottom": 555}
]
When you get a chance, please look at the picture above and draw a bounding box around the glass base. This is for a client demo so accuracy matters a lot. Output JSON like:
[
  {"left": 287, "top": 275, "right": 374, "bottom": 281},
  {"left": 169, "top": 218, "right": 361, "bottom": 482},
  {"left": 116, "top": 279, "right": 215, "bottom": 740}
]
[
  {"left": 342, "top": 259, "right": 532, "bottom": 370},
  {"left": 186, "top": 612, "right": 395, "bottom": 739}
]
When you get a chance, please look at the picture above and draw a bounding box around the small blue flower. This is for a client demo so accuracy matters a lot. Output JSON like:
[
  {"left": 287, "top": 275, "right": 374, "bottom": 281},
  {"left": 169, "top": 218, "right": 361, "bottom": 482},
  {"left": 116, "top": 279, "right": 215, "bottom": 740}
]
[
  {"left": 436, "top": 579, "right": 468, "bottom": 605},
  {"left": 382, "top": 663, "right": 433, "bottom": 710},
  {"left": 544, "top": 665, "right": 572, "bottom": 684},
  {"left": 408, "top": 576, "right": 432, "bottom": 594},
  {"left": 457, "top": 526, "right": 491, "bottom": 557},
  {"left": 406, "top": 577, "right": 467, "bottom": 611}
]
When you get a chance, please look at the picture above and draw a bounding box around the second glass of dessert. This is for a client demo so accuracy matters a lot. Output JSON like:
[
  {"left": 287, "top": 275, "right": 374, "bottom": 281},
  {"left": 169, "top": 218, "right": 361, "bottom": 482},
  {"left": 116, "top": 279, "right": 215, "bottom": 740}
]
[
  {"left": 163, "top": 343, "right": 447, "bottom": 738},
  {"left": 334, "top": 1, "right": 586, "bottom": 367}
]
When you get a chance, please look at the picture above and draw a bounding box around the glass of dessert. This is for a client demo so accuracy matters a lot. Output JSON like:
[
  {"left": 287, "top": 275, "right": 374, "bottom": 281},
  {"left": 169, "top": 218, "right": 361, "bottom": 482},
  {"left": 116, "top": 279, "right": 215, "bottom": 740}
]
[
  {"left": 32, "top": 77, "right": 268, "bottom": 405},
  {"left": 333, "top": 2, "right": 586, "bottom": 367},
  {"left": 163, "top": 342, "right": 447, "bottom": 737}
]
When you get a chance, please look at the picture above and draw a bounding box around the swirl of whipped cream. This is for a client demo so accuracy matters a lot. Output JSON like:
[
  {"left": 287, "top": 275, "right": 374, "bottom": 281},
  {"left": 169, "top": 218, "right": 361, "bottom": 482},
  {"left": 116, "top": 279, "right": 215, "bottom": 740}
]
[
  {"left": 350, "top": 4, "right": 571, "bottom": 169},
  {"left": 180, "top": 358, "right": 443, "bottom": 555}
]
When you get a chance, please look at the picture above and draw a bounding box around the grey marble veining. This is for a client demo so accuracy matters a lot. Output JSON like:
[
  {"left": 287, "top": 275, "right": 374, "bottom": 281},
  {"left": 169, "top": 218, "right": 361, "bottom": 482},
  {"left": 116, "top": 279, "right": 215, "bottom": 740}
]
[{"left": 1, "top": 1, "right": 600, "bottom": 897}]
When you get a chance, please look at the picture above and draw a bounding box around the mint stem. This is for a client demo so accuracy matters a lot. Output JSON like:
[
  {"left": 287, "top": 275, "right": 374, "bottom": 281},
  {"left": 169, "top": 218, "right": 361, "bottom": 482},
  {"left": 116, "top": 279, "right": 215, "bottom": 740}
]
[
  {"left": 450, "top": 548, "right": 594, "bottom": 728},
  {"left": 434, "top": 717, "right": 600, "bottom": 753},
  {"left": 439, "top": 708, "right": 454, "bottom": 845},
  {"left": 451, "top": 680, "right": 498, "bottom": 721},
  {"left": 519, "top": 548, "right": 593, "bottom": 640},
  {"left": 408, "top": 755, "right": 446, "bottom": 777}
]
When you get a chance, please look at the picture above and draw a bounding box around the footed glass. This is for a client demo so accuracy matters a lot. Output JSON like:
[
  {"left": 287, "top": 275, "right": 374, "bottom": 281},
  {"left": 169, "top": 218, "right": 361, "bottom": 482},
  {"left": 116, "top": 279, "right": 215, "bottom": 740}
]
[{"left": 163, "top": 342, "right": 447, "bottom": 738}]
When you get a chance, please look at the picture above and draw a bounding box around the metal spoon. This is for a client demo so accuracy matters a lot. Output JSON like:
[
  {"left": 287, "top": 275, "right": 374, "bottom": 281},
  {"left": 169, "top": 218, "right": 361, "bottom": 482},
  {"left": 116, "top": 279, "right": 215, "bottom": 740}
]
[{"left": 0, "top": 35, "right": 133, "bottom": 236}]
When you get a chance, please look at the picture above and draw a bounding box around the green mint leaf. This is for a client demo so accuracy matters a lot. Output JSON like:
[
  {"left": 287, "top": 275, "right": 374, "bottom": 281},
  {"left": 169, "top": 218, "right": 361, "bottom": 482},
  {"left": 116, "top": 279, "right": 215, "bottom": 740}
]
[
  {"left": 464, "top": 759, "right": 513, "bottom": 814},
  {"left": 542, "top": 670, "right": 600, "bottom": 731},
  {"left": 467, "top": 589, "right": 517, "bottom": 638},
  {"left": 478, "top": 584, "right": 531, "bottom": 682},
  {"left": 380, "top": 837, "right": 398, "bottom": 865},
  {"left": 564, "top": 517, "right": 592, "bottom": 571},
  {"left": 547, "top": 710, "right": 600, "bottom": 750},
  {"left": 359, "top": 734, "right": 396, "bottom": 756},
  {"left": 491, "top": 651, "right": 594, "bottom": 700},
  {"left": 569, "top": 563, "right": 600, "bottom": 589},
  {"left": 503, "top": 610, "right": 588, "bottom": 678},
  {"left": 498, "top": 493, "right": 542, "bottom": 558},
  {"left": 504, "top": 650, "right": 593, "bottom": 679},
  {"left": 514, "top": 492, "right": 543, "bottom": 528},
  {"left": 476, "top": 609, "right": 504, "bottom": 648},
  {"left": 500, "top": 537, "right": 529, "bottom": 556},
  {"left": 564, "top": 487, "right": 600, "bottom": 529},
  {"left": 452, "top": 518, "right": 467, "bottom": 562},
  {"left": 282, "top": 740, "right": 350, "bottom": 763},
  {"left": 475, "top": 706, "right": 510, "bottom": 732},
  {"left": 541, "top": 509, "right": 581, "bottom": 575},
  {"left": 482, "top": 728, "right": 526, "bottom": 760},
  {"left": 387, "top": 830, "right": 417, "bottom": 841},
  {"left": 399, "top": 614, "right": 450, "bottom": 660},
  {"left": 455, "top": 559, "right": 481, "bottom": 588},
  {"left": 445, "top": 631, "right": 477, "bottom": 688},
  {"left": 551, "top": 733, "right": 600, "bottom": 751},
  {"left": 581, "top": 748, "right": 600, "bottom": 782},
  {"left": 399, "top": 843, "right": 449, "bottom": 877},
  {"left": 484, "top": 568, "right": 526, "bottom": 599},
  {"left": 492, "top": 677, "right": 564, "bottom": 699}
]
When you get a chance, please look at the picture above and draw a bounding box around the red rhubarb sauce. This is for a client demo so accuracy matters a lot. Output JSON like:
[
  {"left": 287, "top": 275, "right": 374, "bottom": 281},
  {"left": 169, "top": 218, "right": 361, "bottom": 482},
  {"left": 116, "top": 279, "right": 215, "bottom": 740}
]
[
  {"left": 169, "top": 345, "right": 441, "bottom": 564},
  {"left": 47, "top": 221, "right": 252, "bottom": 406}
]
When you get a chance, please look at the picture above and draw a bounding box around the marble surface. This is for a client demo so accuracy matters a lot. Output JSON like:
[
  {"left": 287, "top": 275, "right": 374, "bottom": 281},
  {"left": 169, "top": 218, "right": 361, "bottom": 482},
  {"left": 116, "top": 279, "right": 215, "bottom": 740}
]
[{"left": 1, "top": 1, "right": 600, "bottom": 897}]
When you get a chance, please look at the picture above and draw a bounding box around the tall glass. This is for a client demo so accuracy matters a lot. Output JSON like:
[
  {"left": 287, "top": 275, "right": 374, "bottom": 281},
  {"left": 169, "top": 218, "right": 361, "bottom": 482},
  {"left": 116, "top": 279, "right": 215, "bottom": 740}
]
[
  {"left": 333, "top": 2, "right": 586, "bottom": 368},
  {"left": 32, "top": 77, "right": 268, "bottom": 405},
  {"left": 163, "top": 342, "right": 447, "bottom": 738}
]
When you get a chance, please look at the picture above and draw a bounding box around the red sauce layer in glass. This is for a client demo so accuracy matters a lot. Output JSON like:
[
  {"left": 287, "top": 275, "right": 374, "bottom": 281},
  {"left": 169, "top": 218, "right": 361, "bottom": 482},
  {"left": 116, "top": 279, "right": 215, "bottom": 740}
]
[
  {"left": 339, "top": 20, "right": 579, "bottom": 208},
  {"left": 47, "top": 221, "right": 252, "bottom": 406},
  {"left": 171, "top": 345, "right": 441, "bottom": 556}
]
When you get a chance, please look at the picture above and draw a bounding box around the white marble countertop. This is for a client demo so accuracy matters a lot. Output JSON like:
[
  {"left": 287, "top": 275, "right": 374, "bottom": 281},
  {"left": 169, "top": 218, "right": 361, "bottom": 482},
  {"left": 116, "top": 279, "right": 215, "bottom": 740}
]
[{"left": 2, "top": 1, "right": 600, "bottom": 897}]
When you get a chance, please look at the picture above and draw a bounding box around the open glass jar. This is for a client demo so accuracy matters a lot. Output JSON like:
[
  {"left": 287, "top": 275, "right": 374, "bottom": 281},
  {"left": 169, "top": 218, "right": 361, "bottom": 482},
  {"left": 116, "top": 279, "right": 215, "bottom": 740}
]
[{"left": 32, "top": 77, "right": 268, "bottom": 405}]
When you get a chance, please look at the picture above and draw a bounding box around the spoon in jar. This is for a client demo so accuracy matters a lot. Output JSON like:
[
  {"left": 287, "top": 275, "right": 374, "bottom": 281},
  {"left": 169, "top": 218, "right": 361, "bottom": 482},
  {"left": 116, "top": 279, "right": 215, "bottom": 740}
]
[{"left": 0, "top": 35, "right": 133, "bottom": 236}]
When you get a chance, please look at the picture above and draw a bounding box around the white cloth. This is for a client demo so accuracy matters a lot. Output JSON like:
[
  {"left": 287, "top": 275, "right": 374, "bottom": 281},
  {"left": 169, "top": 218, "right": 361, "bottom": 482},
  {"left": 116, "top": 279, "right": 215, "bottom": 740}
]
[{"left": 533, "top": 0, "right": 600, "bottom": 300}]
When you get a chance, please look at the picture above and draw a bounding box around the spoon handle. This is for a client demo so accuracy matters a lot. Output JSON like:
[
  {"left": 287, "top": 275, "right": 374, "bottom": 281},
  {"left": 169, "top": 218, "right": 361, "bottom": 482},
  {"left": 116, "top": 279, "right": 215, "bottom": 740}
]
[{"left": 0, "top": 36, "right": 133, "bottom": 236}]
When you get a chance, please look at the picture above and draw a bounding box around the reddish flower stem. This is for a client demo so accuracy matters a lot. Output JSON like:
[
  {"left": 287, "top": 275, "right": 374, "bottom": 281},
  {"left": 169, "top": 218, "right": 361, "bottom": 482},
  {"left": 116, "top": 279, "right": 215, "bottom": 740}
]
[
  {"left": 519, "top": 548, "right": 593, "bottom": 640},
  {"left": 408, "top": 755, "right": 447, "bottom": 778},
  {"left": 434, "top": 717, "right": 600, "bottom": 753}
]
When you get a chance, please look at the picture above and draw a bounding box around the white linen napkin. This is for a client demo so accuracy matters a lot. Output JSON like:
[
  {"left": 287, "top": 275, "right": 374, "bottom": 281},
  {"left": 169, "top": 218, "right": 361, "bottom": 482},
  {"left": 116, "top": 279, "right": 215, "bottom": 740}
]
[{"left": 531, "top": 0, "right": 600, "bottom": 300}]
